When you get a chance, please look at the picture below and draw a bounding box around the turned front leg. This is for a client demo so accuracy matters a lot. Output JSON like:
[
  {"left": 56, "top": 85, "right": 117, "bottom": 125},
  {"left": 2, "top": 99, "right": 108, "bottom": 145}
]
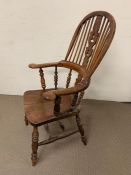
[{"left": 31, "top": 126, "right": 39, "bottom": 166}]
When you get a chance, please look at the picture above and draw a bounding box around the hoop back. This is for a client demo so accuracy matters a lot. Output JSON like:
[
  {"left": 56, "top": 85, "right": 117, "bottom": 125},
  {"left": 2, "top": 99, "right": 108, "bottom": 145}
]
[{"left": 65, "top": 11, "right": 116, "bottom": 78}]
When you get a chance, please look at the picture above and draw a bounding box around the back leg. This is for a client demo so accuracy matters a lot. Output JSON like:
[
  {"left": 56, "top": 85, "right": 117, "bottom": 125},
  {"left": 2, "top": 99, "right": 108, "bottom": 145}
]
[{"left": 76, "top": 114, "right": 87, "bottom": 145}]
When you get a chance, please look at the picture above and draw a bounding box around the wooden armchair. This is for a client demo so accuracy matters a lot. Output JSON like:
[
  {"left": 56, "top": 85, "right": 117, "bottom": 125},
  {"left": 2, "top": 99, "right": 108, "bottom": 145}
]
[{"left": 24, "top": 11, "right": 116, "bottom": 166}]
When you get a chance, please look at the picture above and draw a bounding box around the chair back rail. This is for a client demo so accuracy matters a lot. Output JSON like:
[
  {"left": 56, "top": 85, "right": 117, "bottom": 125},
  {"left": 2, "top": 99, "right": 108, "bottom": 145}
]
[
  {"left": 64, "top": 11, "right": 116, "bottom": 106},
  {"left": 65, "top": 11, "right": 116, "bottom": 78}
]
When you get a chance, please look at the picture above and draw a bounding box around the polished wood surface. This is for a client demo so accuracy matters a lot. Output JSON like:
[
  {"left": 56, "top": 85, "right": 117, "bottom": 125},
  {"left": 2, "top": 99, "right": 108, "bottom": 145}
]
[{"left": 24, "top": 11, "right": 116, "bottom": 166}]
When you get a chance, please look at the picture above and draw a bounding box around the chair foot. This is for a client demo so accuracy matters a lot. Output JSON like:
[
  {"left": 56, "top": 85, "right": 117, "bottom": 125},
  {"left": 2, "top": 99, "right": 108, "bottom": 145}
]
[
  {"left": 24, "top": 115, "right": 28, "bottom": 126},
  {"left": 76, "top": 114, "right": 87, "bottom": 145},
  {"left": 31, "top": 154, "right": 37, "bottom": 166},
  {"left": 31, "top": 126, "right": 39, "bottom": 166}
]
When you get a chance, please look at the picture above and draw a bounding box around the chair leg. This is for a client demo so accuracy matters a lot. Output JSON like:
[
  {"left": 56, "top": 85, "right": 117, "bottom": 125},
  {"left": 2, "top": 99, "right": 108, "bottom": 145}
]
[
  {"left": 76, "top": 114, "right": 87, "bottom": 145},
  {"left": 31, "top": 126, "right": 39, "bottom": 166},
  {"left": 24, "top": 115, "right": 28, "bottom": 126}
]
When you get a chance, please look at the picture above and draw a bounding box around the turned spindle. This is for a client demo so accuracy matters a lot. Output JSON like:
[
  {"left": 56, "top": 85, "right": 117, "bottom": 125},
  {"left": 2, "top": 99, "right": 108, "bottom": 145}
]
[
  {"left": 39, "top": 68, "right": 46, "bottom": 90},
  {"left": 54, "top": 66, "right": 58, "bottom": 89}
]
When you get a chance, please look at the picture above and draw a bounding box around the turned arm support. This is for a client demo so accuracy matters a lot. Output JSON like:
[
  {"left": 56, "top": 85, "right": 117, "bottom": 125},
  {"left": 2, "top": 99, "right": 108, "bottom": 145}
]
[
  {"left": 28, "top": 60, "right": 90, "bottom": 100},
  {"left": 28, "top": 61, "right": 59, "bottom": 90}
]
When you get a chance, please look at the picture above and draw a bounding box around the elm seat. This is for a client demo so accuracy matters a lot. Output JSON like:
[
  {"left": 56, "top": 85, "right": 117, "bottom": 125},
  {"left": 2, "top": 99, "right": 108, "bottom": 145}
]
[{"left": 24, "top": 89, "right": 73, "bottom": 124}]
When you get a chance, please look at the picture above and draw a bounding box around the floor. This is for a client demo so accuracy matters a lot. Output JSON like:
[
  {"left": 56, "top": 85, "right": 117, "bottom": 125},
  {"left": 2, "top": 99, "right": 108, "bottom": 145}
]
[{"left": 0, "top": 94, "right": 131, "bottom": 175}]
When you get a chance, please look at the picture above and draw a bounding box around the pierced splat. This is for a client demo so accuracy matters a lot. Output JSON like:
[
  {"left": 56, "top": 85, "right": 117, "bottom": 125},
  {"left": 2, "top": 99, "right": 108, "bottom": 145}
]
[
  {"left": 39, "top": 68, "right": 46, "bottom": 90},
  {"left": 82, "top": 16, "right": 102, "bottom": 67}
]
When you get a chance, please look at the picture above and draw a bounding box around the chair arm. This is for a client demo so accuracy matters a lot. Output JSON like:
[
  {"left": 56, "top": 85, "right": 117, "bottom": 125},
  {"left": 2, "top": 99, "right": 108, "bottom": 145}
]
[
  {"left": 28, "top": 62, "right": 59, "bottom": 69},
  {"left": 43, "top": 79, "right": 90, "bottom": 101}
]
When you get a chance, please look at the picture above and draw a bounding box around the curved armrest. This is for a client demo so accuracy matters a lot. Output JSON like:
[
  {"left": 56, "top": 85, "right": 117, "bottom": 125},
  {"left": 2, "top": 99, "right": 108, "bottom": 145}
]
[
  {"left": 29, "top": 62, "right": 59, "bottom": 69},
  {"left": 43, "top": 79, "right": 90, "bottom": 101},
  {"left": 28, "top": 60, "right": 90, "bottom": 100}
]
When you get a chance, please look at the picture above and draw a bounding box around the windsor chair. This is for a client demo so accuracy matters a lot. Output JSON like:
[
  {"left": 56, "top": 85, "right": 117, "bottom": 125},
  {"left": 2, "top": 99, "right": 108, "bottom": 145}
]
[{"left": 24, "top": 11, "right": 116, "bottom": 166}]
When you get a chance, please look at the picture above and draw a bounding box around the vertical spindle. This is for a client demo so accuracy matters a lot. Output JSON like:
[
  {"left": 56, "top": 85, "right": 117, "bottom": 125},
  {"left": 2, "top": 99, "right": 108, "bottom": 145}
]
[
  {"left": 54, "top": 66, "right": 58, "bottom": 89},
  {"left": 66, "top": 69, "right": 72, "bottom": 88},
  {"left": 39, "top": 68, "right": 46, "bottom": 90}
]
